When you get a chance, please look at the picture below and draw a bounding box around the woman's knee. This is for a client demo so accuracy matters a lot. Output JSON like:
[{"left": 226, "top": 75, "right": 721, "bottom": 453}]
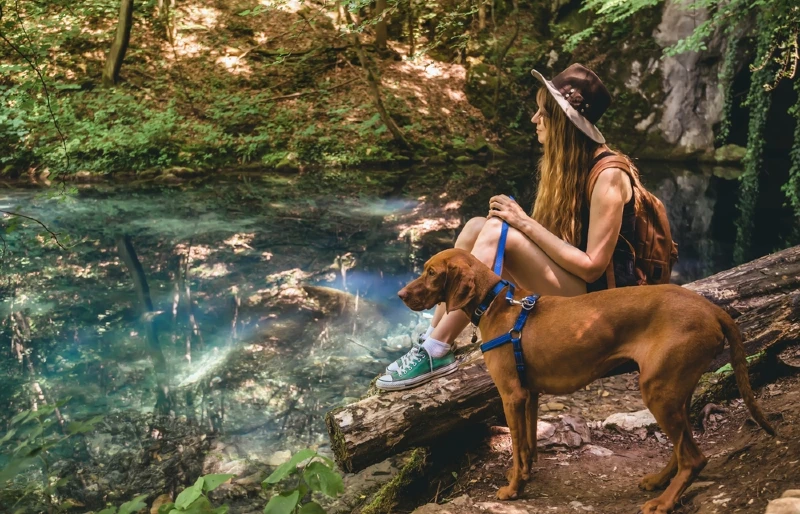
[{"left": 455, "top": 216, "right": 487, "bottom": 249}]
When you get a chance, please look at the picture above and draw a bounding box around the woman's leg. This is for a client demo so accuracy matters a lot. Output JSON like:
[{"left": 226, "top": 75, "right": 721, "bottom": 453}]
[{"left": 429, "top": 217, "right": 586, "bottom": 345}]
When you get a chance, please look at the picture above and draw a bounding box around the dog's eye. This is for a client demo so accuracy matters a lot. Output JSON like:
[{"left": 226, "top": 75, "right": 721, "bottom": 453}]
[{"left": 427, "top": 268, "right": 436, "bottom": 276}]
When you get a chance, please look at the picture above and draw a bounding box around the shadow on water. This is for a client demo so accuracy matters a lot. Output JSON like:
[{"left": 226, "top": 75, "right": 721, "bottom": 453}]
[{"left": 0, "top": 161, "right": 790, "bottom": 507}]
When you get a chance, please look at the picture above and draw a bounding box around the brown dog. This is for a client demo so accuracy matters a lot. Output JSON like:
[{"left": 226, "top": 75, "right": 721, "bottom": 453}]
[{"left": 398, "top": 248, "right": 774, "bottom": 513}]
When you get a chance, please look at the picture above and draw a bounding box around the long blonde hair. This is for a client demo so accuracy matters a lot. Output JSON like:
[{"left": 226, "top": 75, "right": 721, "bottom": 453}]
[{"left": 531, "top": 87, "right": 600, "bottom": 247}]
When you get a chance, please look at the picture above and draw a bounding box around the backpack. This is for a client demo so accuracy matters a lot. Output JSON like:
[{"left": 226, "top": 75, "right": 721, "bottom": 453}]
[{"left": 586, "top": 153, "right": 679, "bottom": 287}]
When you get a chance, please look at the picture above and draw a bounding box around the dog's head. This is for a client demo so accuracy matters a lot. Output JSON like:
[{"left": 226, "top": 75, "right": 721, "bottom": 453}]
[{"left": 398, "top": 248, "right": 477, "bottom": 314}]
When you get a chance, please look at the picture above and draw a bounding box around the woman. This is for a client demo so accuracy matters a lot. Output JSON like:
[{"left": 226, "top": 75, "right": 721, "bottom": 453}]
[{"left": 377, "top": 63, "right": 637, "bottom": 391}]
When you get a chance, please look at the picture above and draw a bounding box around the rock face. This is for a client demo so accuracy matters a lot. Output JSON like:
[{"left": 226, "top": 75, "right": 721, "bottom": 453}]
[{"left": 652, "top": 0, "right": 727, "bottom": 157}]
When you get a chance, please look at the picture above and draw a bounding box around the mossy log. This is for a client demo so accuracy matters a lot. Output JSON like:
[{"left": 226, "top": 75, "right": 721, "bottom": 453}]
[{"left": 326, "top": 245, "right": 800, "bottom": 473}]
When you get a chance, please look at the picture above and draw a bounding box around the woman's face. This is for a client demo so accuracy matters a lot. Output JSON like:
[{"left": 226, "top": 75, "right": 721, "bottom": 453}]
[{"left": 531, "top": 108, "right": 547, "bottom": 145}]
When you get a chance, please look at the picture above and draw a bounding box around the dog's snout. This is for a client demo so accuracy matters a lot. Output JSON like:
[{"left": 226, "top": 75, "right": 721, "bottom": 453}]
[{"left": 398, "top": 288, "right": 408, "bottom": 300}]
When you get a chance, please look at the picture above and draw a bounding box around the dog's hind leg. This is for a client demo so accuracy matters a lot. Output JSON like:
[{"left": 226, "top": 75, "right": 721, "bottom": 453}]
[
  {"left": 498, "top": 386, "right": 530, "bottom": 500},
  {"left": 640, "top": 380, "right": 707, "bottom": 513},
  {"left": 638, "top": 397, "right": 689, "bottom": 491}
]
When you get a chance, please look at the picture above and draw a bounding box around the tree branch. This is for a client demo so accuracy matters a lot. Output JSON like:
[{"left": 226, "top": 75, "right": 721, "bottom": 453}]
[{"left": 0, "top": 210, "right": 68, "bottom": 251}]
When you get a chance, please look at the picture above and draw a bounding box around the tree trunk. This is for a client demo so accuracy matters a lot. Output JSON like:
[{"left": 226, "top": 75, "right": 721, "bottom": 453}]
[
  {"left": 117, "top": 235, "right": 173, "bottom": 415},
  {"left": 103, "top": 0, "right": 134, "bottom": 87},
  {"left": 375, "top": 0, "right": 388, "bottom": 51},
  {"left": 341, "top": 7, "right": 410, "bottom": 149},
  {"left": 407, "top": 0, "right": 415, "bottom": 57},
  {"left": 326, "top": 245, "right": 800, "bottom": 473},
  {"left": 478, "top": 0, "right": 486, "bottom": 30}
]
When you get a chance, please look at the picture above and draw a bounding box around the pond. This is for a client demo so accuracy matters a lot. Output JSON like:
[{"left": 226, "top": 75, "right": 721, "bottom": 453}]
[{"left": 0, "top": 161, "right": 779, "bottom": 509}]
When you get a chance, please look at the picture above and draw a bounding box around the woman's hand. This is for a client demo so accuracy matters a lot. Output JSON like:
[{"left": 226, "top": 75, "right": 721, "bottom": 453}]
[{"left": 487, "top": 195, "right": 529, "bottom": 230}]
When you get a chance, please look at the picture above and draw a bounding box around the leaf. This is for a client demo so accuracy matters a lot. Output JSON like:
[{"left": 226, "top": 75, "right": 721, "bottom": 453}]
[
  {"left": 263, "top": 449, "right": 316, "bottom": 485},
  {"left": 263, "top": 490, "right": 300, "bottom": 514},
  {"left": 211, "top": 507, "right": 229, "bottom": 514},
  {"left": 10, "top": 410, "right": 30, "bottom": 426},
  {"left": 303, "top": 462, "right": 343, "bottom": 498},
  {"left": 298, "top": 502, "right": 326, "bottom": 514},
  {"left": 176, "top": 496, "right": 214, "bottom": 514},
  {"left": 65, "top": 415, "right": 104, "bottom": 435},
  {"left": 201, "top": 474, "right": 234, "bottom": 493},
  {"left": 175, "top": 477, "right": 205, "bottom": 509},
  {"left": 157, "top": 502, "right": 176, "bottom": 514},
  {"left": 0, "top": 428, "right": 17, "bottom": 445},
  {"left": 97, "top": 508, "right": 117, "bottom": 514},
  {"left": 118, "top": 494, "right": 148, "bottom": 514}
]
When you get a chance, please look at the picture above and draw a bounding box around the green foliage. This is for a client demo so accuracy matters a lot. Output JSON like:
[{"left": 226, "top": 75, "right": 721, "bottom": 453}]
[
  {"left": 716, "top": 38, "right": 739, "bottom": 145},
  {"left": 0, "top": 398, "right": 104, "bottom": 512},
  {"left": 155, "top": 474, "right": 234, "bottom": 514},
  {"left": 784, "top": 78, "right": 800, "bottom": 244},
  {"left": 262, "top": 449, "right": 342, "bottom": 514},
  {"left": 97, "top": 494, "right": 148, "bottom": 514},
  {"left": 733, "top": 11, "right": 773, "bottom": 264}
]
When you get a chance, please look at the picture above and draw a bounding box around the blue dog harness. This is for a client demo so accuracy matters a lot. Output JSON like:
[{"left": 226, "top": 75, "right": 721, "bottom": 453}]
[{"left": 472, "top": 203, "right": 540, "bottom": 387}]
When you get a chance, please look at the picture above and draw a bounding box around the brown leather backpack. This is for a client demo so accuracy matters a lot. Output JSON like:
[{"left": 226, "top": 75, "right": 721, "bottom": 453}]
[{"left": 586, "top": 153, "right": 679, "bottom": 287}]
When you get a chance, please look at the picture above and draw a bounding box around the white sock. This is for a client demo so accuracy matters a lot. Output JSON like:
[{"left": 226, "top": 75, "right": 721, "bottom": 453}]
[
  {"left": 424, "top": 326, "right": 434, "bottom": 339},
  {"left": 422, "top": 337, "right": 451, "bottom": 358}
]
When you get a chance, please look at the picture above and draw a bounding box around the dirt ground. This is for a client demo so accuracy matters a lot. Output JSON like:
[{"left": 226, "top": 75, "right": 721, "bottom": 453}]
[{"left": 409, "top": 371, "right": 800, "bottom": 514}]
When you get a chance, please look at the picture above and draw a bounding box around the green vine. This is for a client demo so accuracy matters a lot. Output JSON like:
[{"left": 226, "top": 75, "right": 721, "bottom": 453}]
[
  {"left": 716, "top": 38, "right": 739, "bottom": 145},
  {"left": 733, "top": 14, "right": 773, "bottom": 265},
  {"left": 784, "top": 77, "right": 800, "bottom": 245}
]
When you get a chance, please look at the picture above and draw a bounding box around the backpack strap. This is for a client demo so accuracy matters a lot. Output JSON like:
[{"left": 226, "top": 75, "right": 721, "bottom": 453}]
[{"left": 585, "top": 154, "right": 634, "bottom": 290}]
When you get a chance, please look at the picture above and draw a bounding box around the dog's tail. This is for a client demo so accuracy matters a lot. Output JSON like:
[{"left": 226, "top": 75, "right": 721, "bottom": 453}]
[{"left": 719, "top": 309, "right": 775, "bottom": 436}]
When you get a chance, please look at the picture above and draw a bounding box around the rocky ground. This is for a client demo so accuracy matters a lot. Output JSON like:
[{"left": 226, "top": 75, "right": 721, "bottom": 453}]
[{"left": 406, "top": 372, "right": 800, "bottom": 514}]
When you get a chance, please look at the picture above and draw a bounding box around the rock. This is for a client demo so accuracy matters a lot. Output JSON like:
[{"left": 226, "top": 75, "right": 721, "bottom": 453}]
[
  {"left": 582, "top": 445, "right": 614, "bottom": 457},
  {"left": 275, "top": 153, "right": 300, "bottom": 172},
  {"left": 150, "top": 494, "right": 172, "bottom": 514},
  {"left": 713, "top": 144, "right": 746, "bottom": 164},
  {"left": 765, "top": 498, "right": 800, "bottom": 514},
  {"left": 684, "top": 481, "right": 714, "bottom": 495},
  {"left": 653, "top": 0, "right": 726, "bottom": 155},
  {"left": 472, "top": 500, "right": 531, "bottom": 513},
  {"left": 603, "top": 409, "right": 658, "bottom": 431},
  {"left": 569, "top": 500, "right": 595, "bottom": 511},
  {"left": 546, "top": 401, "right": 565, "bottom": 411},
  {"left": 265, "top": 450, "right": 292, "bottom": 466},
  {"left": 782, "top": 490, "right": 800, "bottom": 499},
  {"left": 536, "top": 420, "right": 556, "bottom": 440}
]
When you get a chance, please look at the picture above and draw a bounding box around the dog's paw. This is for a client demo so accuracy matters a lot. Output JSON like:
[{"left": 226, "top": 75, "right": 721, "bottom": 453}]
[
  {"left": 640, "top": 499, "right": 672, "bottom": 514},
  {"left": 497, "top": 486, "right": 519, "bottom": 501}
]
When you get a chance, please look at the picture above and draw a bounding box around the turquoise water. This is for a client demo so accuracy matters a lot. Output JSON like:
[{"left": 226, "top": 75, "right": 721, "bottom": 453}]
[{"left": 0, "top": 163, "right": 772, "bottom": 509}]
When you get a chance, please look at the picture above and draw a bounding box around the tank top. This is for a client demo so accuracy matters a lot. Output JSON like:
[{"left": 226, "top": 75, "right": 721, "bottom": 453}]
[{"left": 579, "top": 151, "right": 637, "bottom": 292}]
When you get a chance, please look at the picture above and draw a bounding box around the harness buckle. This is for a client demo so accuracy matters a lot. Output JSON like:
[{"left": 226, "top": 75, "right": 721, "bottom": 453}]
[{"left": 521, "top": 296, "right": 537, "bottom": 311}]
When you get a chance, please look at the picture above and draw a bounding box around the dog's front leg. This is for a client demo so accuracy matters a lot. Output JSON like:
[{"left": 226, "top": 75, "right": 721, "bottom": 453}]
[
  {"left": 498, "top": 389, "right": 529, "bottom": 500},
  {"left": 525, "top": 391, "right": 539, "bottom": 472}
]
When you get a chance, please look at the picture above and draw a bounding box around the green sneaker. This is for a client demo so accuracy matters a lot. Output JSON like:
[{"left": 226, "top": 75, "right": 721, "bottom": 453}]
[
  {"left": 376, "top": 343, "right": 458, "bottom": 391},
  {"left": 386, "top": 333, "right": 427, "bottom": 373}
]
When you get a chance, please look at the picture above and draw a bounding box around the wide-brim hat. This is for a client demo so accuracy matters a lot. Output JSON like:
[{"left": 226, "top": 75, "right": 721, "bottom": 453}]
[{"left": 531, "top": 63, "right": 611, "bottom": 144}]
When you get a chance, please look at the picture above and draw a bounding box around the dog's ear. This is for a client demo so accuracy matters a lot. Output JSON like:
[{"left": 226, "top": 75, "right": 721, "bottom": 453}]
[{"left": 444, "top": 261, "right": 475, "bottom": 313}]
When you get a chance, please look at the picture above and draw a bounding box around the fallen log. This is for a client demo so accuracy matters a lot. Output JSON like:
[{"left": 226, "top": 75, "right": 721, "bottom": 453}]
[{"left": 326, "top": 245, "right": 800, "bottom": 473}]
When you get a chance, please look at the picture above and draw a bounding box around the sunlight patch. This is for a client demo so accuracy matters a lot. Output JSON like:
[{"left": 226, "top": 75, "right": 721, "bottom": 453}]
[
  {"left": 224, "top": 233, "right": 255, "bottom": 253},
  {"left": 215, "top": 55, "right": 253, "bottom": 75},
  {"left": 191, "top": 262, "right": 231, "bottom": 278},
  {"left": 397, "top": 217, "right": 461, "bottom": 241}
]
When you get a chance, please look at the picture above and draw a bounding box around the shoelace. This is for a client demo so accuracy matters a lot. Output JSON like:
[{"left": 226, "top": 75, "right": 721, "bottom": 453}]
[{"left": 397, "top": 343, "right": 427, "bottom": 374}]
